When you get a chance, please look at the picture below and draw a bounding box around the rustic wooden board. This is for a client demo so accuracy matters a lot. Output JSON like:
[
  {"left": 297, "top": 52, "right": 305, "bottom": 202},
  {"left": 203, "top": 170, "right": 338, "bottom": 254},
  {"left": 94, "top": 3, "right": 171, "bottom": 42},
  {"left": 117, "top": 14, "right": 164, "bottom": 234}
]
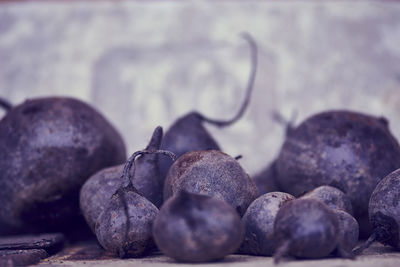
[
  {"left": 0, "top": 233, "right": 65, "bottom": 254},
  {"left": 0, "top": 249, "right": 48, "bottom": 267}
]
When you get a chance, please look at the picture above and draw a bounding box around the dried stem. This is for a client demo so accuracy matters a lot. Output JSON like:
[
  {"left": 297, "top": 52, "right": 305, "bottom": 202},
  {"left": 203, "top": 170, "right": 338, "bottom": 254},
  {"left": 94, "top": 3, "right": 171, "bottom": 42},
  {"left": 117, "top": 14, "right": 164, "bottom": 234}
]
[
  {"left": 115, "top": 148, "right": 176, "bottom": 257},
  {"left": 197, "top": 32, "right": 258, "bottom": 127},
  {"left": 0, "top": 98, "right": 12, "bottom": 112},
  {"left": 274, "top": 240, "right": 291, "bottom": 264},
  {"left": 353, "top": 231, "right": 377, "bottom": 255}
]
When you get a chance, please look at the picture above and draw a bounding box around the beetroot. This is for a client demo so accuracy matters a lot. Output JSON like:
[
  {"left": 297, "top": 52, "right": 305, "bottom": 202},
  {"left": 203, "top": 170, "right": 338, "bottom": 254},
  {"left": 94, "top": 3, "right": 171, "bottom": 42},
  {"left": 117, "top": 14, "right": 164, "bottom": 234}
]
[
  {"left": 153, "top": 191, "right": 244, "bottom": 262},
  {"left": 355, "top": 168, "right": 400, "bottom": 254},
  {"left": 273, "top": 198, "right": 339, "bottom": 262},
  {"left": 158, "top": 33, "right": 258, "bottom": 185},
  {"left": 253, "top": 160, "right": 281, "bottom": 196},
  {"left": 95, "top": 187, "right": 158, "bottom": 257},
  {"left": 0, "top": 97, "right": 126, "bottom": 234},
  {"left": 95, "top": 149, "right": 175, "bottom": 257},
  {"left": 164, "top": 150, "right": 258, "bottom": 216},
  {"left": 275, "top": 111, "right": 400, "bottom": 236},
  {"left": 333, "top": 209, "right": 359, "bottom": 258},
  {"left": 80, "top": 127, "right": 164, "bottom": 232},
  {"left": 301, "top": 185, "right": 353, "bottom": 215},
  {"left": 239, "top": 192, "right": 294, "bottom": 256}
]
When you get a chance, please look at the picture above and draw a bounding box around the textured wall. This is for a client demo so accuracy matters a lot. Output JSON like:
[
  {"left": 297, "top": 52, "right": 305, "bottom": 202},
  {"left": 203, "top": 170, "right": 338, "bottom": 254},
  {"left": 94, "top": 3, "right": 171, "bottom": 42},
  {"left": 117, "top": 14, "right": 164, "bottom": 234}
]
[{"left": 1, "top": 0, "right": 400, "bottom": 176}]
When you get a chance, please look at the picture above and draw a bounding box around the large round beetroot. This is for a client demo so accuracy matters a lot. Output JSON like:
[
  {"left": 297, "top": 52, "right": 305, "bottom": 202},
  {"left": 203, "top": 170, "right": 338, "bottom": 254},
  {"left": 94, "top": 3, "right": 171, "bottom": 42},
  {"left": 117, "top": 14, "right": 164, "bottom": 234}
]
[
  {"left": 0, "top": 97, "right": 126, "bottom": 234},
  {"left": 355, "top": 168, "right": 400, "bottom": 254},
  {"left": 275, "top": 110, "right": 400, "bottom": 236}
]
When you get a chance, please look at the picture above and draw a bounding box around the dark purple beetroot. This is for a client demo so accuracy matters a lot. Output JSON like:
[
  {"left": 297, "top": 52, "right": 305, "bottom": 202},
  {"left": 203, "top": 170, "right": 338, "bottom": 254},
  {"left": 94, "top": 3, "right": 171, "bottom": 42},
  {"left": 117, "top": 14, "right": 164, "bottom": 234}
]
[
  {"left": 158, "top": 33, "right": 258, "bottom": 186},
  {"left": 273, "top": 198, "right": 339, "bottom": 262},
  {"left": 275, "top": 111, "right": 400, "bottom": 236},
  {"left": 301, "top": 185, "right": 353, "bottom": 215},
  {"left": 0, "top": 97, "right": 126, "bottom": 235},
  {"left": 94, "top": 149, "right": 175, "bottom": 258},
  {"left": 253, "top": 160, "right": 281, "bottom": 196},
  {"left": 80, "top": 127, "right": 164, "bottom": 232},
  {"left": 333, "top": 209, "right": 359, "bottom": 258},
  {"left": 153, "top": 191, "right": 244, "bottom": 262},
  {"left": 164, "top": 150, "right": 258, "bottom": 216},
  {"left": 354, "top": 168, "right": 400, "bottom": 253},
  {"left": 238, "top": 192, "right": 294, "bottom": 256},
  {"left": 95, "top": 187, "right": 159, "bottom": 258}
]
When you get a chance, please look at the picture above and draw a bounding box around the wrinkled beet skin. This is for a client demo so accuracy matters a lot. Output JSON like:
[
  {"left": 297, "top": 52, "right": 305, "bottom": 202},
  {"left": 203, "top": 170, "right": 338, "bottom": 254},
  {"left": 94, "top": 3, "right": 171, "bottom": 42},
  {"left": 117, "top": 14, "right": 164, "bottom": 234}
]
[
  {"left": 81, "top": 130, "right": 163, "bottom": 232},
  {"left": 163, "top": 150, "right": 258, "bottom": 216},
  {"left": 95, "top": 190, "right": 158, "bottom": 257},
  {"left": 333, "top": 210, "right": 359, "bottom": 253},
  {"left": 153, "top": 192, "right": 244, "bottom": 262},
  {"left": 80, "top": 165, "right": 124, "bottom": 232},
  {"left": 158, "top": 113, "right": 220, "bottom": 185},
  {"left": 301, "top": 185, "right": 353, "bottom": 215},
  {"left": 253, "top": 160, "right": 282, "bottom": 196},
  {"left": 274, "top": 198, "right": 339, "bottom": 259},
  {"left": 276, "top": 111, "right": 400, "bottom": 236},
  {"left": 239, "top": 192, "right": 294, "bottom": 256},
  {"left": 0, "top": 97, "right": 126, "bottom": 234},
  {"left": 369, "top": 168, "right": 400, "bottom": 249}
]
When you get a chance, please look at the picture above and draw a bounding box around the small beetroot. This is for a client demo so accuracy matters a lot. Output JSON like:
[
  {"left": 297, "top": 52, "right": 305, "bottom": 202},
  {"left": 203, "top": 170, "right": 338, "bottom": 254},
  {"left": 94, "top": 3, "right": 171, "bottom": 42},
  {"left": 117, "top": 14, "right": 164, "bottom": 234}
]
[
  {"left": 153, "top": 191, "right": 244, "bottom": 262},
  {"left": 273, "top": 198, "right": 339, "bottom": 262},
  {"left": 95, "top": 149, "right": 175, "bottom": 257},
  {"left": 333, "top": 209, "right": 359, "bottom": 258},
  {"left": 164, "top": 150, "right": 258, "bottom": 216},
  {"left": 301, "top": 185, "right": 353, "bottom": 215},
  {"left": 239, "top": 192, "right": 294, "bottom": 256},
  {"left": 80, "top": 126, "right": 165, "bottom": 232}
]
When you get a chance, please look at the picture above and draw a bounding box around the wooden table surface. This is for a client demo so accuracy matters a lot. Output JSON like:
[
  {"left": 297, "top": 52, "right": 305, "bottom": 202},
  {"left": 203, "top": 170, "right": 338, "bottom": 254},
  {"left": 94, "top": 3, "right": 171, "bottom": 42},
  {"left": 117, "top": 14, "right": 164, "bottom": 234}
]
[{"left": 35, "top": 241, "right": 400, "bottom": 267}]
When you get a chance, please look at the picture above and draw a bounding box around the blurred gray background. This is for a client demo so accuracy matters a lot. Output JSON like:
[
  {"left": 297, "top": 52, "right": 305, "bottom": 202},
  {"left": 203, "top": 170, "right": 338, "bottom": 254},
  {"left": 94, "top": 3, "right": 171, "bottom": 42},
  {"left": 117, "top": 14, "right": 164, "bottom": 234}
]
[{"left": 1, "top": 0, "right": 400, "bottom": 177}]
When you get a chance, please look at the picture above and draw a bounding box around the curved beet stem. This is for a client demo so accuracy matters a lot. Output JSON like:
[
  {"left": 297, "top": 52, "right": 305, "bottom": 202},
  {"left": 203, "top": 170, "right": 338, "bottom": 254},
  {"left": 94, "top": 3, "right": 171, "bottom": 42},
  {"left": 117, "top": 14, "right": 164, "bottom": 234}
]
[
  {"left": 337, "top": 244, "right": 356, "bottom": 259},
  {"left": 121, "top": 149, "right": 176, "bottom": 188},
  {"left": 353, "top": 231, "right": 377, "bottom": 255},
  {"left": 272, "top": 110, "right": 297, "bottom": 136},
  {"left": 274, "top": 240, "right": 291, "bottom": 264},
  {"left": 0, "top": 98, "right": 12, "bottom": 112},
  {"left": 196, "top": 32, "right": 258, "bottom": 127},
  {"left": 115, "top": 148, "right": 176, "bottom": 257}
]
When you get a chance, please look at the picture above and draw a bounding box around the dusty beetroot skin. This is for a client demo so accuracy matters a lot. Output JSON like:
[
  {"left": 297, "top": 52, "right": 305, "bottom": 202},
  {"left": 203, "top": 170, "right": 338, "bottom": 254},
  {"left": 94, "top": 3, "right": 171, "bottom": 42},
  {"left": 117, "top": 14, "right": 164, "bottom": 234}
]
[
  {"left": 158, "top": 33, "right": 258, "bottom": 186},
  {"left": 273, "top": 198, "right": 339, "bottom": 262},
  {"left": 369, "top": 168, "right": 400, "bottom": 249},
  {"left": 333, "top": 209, "right": 359, "bottom": 257},
  {"left": 95, "top": 187, "right": 159, "bottom": 258},
  {"left": 163, "top": 150, "right": 258, "bottom": 216},
  {"left": 0, "top": 97, "right": 126, "bottom": 235},
  {"left": 153, "top": 191, "right": 244, "bottom": 262},
  {"left": 301, "top": 185, "right": 353, "bottom": 216},
  {"left": 80, "top": 127, "right": 164, "bottom": 232},
  {"left": 275, "top": 110, "right": 400, "bottom": 237},
  {"left": 238, "top": 192, "right": 295, "bottom": 256},
  {"left": 355, "top": 168, "right": 400, "bottom": 254}
]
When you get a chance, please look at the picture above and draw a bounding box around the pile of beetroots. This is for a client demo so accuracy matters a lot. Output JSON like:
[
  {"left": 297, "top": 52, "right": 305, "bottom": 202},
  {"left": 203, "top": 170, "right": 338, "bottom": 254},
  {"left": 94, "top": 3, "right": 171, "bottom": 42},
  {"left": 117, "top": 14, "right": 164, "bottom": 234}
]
[{"left": 0, "top": 33, "right": 399, "bottom": 264}]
